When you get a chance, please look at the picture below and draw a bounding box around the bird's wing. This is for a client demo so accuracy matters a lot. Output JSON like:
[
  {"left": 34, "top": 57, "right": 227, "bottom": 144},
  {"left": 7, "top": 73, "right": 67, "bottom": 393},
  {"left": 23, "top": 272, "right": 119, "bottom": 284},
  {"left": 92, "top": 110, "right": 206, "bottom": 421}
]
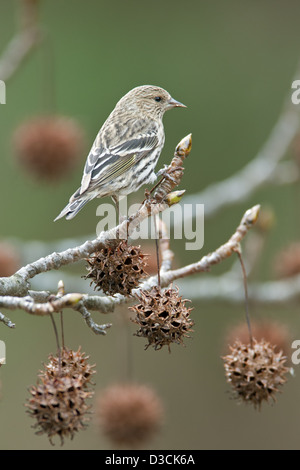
[{"left": 80, "top": 129, "right": 159, "bottom": 194}]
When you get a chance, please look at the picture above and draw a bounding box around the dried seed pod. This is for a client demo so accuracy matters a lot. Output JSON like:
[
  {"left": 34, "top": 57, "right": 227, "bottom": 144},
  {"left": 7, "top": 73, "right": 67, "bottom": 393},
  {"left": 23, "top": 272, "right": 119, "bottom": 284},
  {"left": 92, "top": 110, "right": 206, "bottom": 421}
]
[
  {"left": 85, "top": 240, "right": 148, "bottom": 296},
  {"left": 97, "top": 383, "right": 164, "bottom": 448},
  {"left": 26, "top": 347, "right": 95, "bottom": 445},
  {"left": 223, "top": 339, "right": 289, "bottom": 409},
  {"left": 130, "top": 285, "right": 194, "bottom": 351},
  {"left": 44, "top": 347, "right": 95, "bottom": 384},
  {"left": 13, "top": 115, "right": 85, "bottom": 181}
]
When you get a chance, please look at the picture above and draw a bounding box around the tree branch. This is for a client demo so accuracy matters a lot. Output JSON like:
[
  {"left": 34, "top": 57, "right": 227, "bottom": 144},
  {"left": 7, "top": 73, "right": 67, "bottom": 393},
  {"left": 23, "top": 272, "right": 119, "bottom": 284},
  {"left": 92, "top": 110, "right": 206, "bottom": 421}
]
[
  {"left": 177, "top": 272, "right": 300, "bottom": 304},
  {"left": 0, "top": 202, "right": 260, "bottom": 331}
]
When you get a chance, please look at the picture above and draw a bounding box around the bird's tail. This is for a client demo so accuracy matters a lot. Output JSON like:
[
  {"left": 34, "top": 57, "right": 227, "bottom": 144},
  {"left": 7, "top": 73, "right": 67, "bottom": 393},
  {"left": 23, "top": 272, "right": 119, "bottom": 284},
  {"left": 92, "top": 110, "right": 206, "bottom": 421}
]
[{"left": 54, "top": 188, "right": 93, "bottom": 221}]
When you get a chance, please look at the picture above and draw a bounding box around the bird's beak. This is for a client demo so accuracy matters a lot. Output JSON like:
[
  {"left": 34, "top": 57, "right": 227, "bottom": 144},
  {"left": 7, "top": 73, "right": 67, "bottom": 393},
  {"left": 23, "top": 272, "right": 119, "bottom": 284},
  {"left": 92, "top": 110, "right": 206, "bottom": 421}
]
[{"left": 168, "top": 97, "right": 187, "bottom": 109}]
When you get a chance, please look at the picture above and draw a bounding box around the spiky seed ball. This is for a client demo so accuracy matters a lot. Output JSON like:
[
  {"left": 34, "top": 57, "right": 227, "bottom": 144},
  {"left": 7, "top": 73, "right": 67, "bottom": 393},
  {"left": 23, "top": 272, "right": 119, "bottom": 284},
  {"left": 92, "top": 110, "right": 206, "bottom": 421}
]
[
  {"left": 273, "top": 242, "right": 300, "bottom": 278},
  {"left": 85, "top": 240, "right": 148, "bottom": 297},
  {"left": 223, "top": 339, "right": 289, "bottom": 409},
  {"left": 0, "top": 242, "right": 20, "bottom": 277},
  {"left": 130, "top": 285, "right": 194, "bottom": 351},
  {"left": 26, "top": 347, "right": 95, "bottom": 445},
  {"left": 44, "top": 347, "right": 95, "bottom": 384},
  {"left": 225, "top": 320, "right": 291, "bottom": 357},
  {"left": 97, "top": 383, "right": 164, "bottom": 448},
  {"left": 13, "top": 116, "right": 85, "bottom": 181}
]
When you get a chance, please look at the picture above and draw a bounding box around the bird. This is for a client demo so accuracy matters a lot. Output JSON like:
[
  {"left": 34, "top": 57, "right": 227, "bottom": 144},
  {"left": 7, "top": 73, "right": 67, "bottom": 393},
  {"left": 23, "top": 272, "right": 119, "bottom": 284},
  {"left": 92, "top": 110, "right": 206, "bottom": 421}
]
[{"left": 54, "top": 85, "right": 186, "bottom": 221}]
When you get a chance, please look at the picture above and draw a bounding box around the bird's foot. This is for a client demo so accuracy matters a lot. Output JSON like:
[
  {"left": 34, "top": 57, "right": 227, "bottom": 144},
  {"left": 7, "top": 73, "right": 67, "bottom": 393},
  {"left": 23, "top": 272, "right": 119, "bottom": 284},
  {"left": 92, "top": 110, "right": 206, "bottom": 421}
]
[
  {"left": 156, "top": 164, "right": 169, "bottom": 178},
  {"left": 148, "top": 165, "right": 182, "bottom": 195},
  {"left": 141, "top": 165, "right": 183, "bottom": 206}
]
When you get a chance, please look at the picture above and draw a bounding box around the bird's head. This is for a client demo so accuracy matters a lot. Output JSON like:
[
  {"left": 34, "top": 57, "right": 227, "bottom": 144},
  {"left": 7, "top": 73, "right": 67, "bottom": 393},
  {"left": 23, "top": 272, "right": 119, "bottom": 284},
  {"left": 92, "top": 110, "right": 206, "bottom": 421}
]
[{"left": 117, "top": 85, "right": 186, "bottom": 118}]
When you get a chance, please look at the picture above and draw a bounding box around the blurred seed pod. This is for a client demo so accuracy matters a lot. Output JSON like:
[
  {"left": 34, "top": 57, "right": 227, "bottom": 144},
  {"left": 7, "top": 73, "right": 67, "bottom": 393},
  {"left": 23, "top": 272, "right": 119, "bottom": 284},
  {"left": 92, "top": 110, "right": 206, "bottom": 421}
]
[
  {"left": 85, "top": 240, "right": 148, "bottom": 297},
  {"left": 96, "top": 383, "right": 164, "bottom": 448},
  {"left": 26, "top": 347, "right": 95, "bottom": 445},
  {"left": 273, "top": 242, "right": 300, "bottom": 278},
  {"left": 130, "top": 285, "right": 194, "bottom": 351},
  {"left": 0, "top": 242, "right": 20, "bottom": 277},
  {"left": 225, "top": 320, "right": 291, "bottom": 357},
  {"left": 223, "top": 339, "right": 289, "bottom": 409},
  {"left": 13, "top": 115, "right": 85, "bottom": 181}
]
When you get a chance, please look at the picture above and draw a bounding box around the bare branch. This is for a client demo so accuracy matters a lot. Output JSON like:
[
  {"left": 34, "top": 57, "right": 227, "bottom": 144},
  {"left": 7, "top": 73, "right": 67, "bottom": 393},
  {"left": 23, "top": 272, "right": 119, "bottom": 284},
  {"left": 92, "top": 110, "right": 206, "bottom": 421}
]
[
  {"left": 0, "top": 311, "right": 15, "bottom": 329},
  {"left": 158, "top": 205, "right": 260, "bottom": 285},
  {"left": 0, "top": 203, "right": 260, "bottom": 332},
  {"left": 74, "top": 303, "right": 112, "bottom": 335},
  {"left": 177, "top": 272, "right": 300, "bottom": 304},
  {"left": 0, "top": 0, "right": 40, "bottom": 82},
  {"left": 0, "top": 292, "right": 83, "bottom": 316}
]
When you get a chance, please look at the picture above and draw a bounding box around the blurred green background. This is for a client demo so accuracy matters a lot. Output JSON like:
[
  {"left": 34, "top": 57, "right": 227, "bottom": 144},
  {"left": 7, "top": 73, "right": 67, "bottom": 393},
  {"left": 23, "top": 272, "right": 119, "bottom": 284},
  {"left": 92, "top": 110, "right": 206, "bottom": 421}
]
[{"left": 1, "top": 0, "right": 300, "bottom": 450}]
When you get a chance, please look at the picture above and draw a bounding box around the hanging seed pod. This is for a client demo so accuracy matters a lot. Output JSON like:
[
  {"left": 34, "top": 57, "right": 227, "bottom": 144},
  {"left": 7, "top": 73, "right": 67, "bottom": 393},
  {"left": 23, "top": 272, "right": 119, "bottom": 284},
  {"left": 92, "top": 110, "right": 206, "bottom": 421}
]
[
  {"left": 97, "top": 383, "right": 164, "bottom": 448},
  {"left": 130, "top": 285, "right": 194, "bottom": 351},
  {"left": 26, "top": 347, "right": 95, "bottom": 445},
  {"left": 13, "top": 116, "right": 85, "bottom": 181},
  {"left": 85, "top": 240, "right": 148, "bottom": 297},
  {"left": 223, "top": 339, "right": 289, "bottom": 409}
]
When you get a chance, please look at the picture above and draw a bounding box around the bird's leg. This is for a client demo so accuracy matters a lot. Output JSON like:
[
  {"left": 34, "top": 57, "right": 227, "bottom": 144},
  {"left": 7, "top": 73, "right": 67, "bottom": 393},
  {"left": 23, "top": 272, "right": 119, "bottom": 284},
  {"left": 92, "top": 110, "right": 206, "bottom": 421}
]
[
  {"left": 141, "top": 166, "right": 182, "bottom": 206},
  {"left": 156, "top": 164, "right": 169, "bottom": 178}
]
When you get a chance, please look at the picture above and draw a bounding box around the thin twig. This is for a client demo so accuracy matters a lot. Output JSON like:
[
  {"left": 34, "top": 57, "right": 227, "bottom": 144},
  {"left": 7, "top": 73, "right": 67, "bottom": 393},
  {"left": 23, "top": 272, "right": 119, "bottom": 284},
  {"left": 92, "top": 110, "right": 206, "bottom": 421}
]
[
  {"left": 49, "top": 312, "right": 60, "bottom": 353},
  {"left": 154, "top": 214, "right": 161, "bottom": 288},
  {"left": 0, "top": 311, "right": 15, "bottom": 328},
  {"left": 236, "top": 249, "right": 253, "bottom": 345}
]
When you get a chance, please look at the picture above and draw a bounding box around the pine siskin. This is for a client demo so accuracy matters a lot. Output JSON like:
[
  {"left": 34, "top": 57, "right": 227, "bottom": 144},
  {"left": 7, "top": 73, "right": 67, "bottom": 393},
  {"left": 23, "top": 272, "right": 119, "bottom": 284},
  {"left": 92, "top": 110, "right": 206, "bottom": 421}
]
[{"left": 54, "top": 85, "right": 185, "bottom": 221}]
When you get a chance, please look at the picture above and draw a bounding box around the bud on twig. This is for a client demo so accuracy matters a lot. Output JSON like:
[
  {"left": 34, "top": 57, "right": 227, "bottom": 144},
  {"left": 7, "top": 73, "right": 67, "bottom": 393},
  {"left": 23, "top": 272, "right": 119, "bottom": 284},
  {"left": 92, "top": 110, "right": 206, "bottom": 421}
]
[
  {"left": 154, "top": 134, "right": 192, "bottom": 203},
  {"left": 164, "top": 190, "right": 186, "bottom": 206}
]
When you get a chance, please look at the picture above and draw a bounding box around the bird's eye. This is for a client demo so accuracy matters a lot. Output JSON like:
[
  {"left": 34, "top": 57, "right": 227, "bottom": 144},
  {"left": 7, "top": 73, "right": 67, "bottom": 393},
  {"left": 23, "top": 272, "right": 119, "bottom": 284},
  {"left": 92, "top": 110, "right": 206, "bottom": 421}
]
[{"left": 154, "top": 96, "right": 162, "bottom": 102}]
